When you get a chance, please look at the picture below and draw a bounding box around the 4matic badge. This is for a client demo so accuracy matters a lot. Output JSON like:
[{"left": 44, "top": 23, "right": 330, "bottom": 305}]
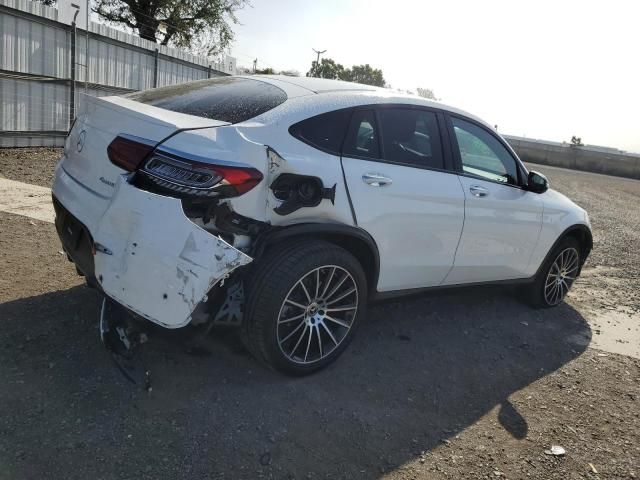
[{"left": 99, "top": 177, "right": 115, "bottom": 187}]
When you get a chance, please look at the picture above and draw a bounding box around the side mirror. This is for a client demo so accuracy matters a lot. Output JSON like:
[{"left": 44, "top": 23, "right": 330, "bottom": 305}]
[{"left": 527, "top": 170, "right": 549, "bottom": 194}]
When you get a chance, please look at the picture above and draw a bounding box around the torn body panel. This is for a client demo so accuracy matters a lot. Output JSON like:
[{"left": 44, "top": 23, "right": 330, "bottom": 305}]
[
  {"left": 260, "top": 144, "right": 354, "bottom": 227},
  {"left": 161, "top": 126, "right": 355, "bottom": 227},
  {"left": 93, "top": 176, "right": 252, "bottom": 329}
]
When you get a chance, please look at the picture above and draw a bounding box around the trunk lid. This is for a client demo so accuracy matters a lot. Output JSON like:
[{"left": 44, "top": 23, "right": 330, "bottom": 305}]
[{"left": 62, "top": 94, "right": 228, "bottom": 198}]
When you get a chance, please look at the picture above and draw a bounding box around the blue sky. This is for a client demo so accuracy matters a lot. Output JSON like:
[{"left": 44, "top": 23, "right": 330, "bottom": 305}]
[{"left": 230, "top": 0, "right": 640, "bottom": 153}]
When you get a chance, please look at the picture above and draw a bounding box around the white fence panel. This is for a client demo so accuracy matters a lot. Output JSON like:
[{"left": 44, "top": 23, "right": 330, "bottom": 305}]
[{"left": 0, "top": 0, "right": 232, "bottom": 147}]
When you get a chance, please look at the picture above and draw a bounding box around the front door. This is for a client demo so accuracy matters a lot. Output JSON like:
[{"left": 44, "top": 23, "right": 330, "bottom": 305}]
[
  {"left": 443, "top": 116, "right": 543, "bottom": 285},
  {"left": 341, "top": 107, "right": 465, "bottom": 292}
]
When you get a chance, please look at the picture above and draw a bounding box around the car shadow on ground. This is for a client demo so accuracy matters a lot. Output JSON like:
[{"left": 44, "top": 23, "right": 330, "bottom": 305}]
[{"left": 0, "top": 284, "right": 591, "bottom": 479}]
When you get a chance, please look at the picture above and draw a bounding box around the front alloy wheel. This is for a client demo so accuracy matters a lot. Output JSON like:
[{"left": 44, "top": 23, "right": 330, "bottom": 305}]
[
  {"left": 544, "top": 247, "right": 579, "bottom": 306},
  {"left": 524, "top": 237, "right": 582, "bottom": 308}
]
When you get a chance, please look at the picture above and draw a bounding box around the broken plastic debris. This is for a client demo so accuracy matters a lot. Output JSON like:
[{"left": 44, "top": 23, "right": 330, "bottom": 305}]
[
  {"left": 544, "top": 445, "right": 566, "bottom": 456},
  {"left": 588, "top": 463, "right": 598, "bottom": 474}
]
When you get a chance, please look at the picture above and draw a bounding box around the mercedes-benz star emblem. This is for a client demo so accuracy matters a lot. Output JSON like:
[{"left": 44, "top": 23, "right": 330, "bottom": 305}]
[{"left": 77, "top": 130, "right": 86, "bottom": 152}]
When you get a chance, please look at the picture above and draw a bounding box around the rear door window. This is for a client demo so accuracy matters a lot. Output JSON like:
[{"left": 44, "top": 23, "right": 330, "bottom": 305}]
[
  {"left": 342, "top": 110, "right": 380, "bottom": 159},
  {"left": 289, "top": 108, "right": 353, "bottom": 155},
  {"left": 377, "top": 108, "right": 445, "bottom": 169},
  {"left": 126, "top": 77, "right": 287, "bottom": 124}
]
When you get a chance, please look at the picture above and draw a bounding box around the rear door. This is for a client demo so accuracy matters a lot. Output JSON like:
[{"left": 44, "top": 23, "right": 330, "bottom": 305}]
[
  {"left": 442, "top": 115, "right": 543, "bottom": 284},
  {"left": 341, "top": 106, "right": 465, "bottom": 292}
]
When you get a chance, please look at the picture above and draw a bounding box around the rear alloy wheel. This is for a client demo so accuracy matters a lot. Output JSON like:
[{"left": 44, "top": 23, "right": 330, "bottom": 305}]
[
  {"left": 524, "top": 237, "right": 581, "bottom": 308},
  {"left": 277, "top": 265, "right": 358, "bottom": 365},
  {"left": 243, "top": 240, "right": 366, "bottom": 375}
]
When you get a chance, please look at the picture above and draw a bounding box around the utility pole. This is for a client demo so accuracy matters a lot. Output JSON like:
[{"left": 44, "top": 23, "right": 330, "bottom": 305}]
[
  {"left": 85, "top": 0, "right": 89, "bottom": 94},
  {"left": 70, "top": 21, "right": 77, "bottom": 128},
  {"left": 312, "top": 48, "right": 326, "bottom": 77}
]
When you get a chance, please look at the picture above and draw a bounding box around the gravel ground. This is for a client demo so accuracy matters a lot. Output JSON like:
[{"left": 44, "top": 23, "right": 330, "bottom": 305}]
[
  {"left": 0, "top": 147, "right": 61, "bottom": 188},
  {"left": 0, "top": 150, "right": 639, "bottom": 479},
  {"left": 530, "top": 164, "right": 640, "bottom": 315}
]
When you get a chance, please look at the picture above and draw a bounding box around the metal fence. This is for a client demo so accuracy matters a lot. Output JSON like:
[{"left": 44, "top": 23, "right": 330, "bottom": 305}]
[{"left": 0, "top": 0, "right": 235, "bottom": 147}]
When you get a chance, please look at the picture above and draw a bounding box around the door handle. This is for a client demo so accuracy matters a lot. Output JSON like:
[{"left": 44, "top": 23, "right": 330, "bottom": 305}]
[
  {"left": 469, "top": 185, "right": 489, "bottom": 197},
  {"left": 362, "top": 173, "right": 392, "bottom": 187}
]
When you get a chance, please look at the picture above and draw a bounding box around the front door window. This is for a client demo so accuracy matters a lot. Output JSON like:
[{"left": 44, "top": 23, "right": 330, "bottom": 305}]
[{"left": 452, "top": 118, "right": 519, "bottom": 185}]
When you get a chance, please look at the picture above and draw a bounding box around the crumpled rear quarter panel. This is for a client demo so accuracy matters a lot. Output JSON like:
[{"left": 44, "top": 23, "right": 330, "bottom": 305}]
[{"left": 93, "top": 177, "right": 252, "bottom": 328}]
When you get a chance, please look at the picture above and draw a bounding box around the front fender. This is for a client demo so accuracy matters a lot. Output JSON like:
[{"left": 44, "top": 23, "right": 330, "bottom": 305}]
[{"left": 526, "top": 188, "right": 591, "bottom": 277}]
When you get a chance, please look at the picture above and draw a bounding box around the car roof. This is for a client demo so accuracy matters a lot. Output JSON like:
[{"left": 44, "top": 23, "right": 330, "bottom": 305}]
[
  {"left": 243, "top": 75, "right": 493, "bottom": 128},
  {"left": 250, "top": 74, "right": 383, "bottom": 94}
]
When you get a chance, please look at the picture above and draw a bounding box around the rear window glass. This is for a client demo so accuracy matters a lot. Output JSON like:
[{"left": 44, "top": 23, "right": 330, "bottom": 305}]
[
  {"left": 378, "top": 108, "right": 445, "bottom": 169},
  {"left": 126, "top": 77, "right": 287, "bottom": 124},
  {"left": 342, "top": 110, "right": 380, "bottom": 159},
  {"left": 289, "top": 108, "right": 353, "bottom": 155}
]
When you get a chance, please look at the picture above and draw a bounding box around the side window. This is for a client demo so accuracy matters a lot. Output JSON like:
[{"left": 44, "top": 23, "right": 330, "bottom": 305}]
[
  {"left": 378, "top": 108, "right": 445, "bottom": 169},
  {"left": 288, "top": 108, "right": 353, "bottom": 155},
  {"left": 342, "top": 110, "right": 380, "bottom": 159},
  {"left": 452, "top": 118, "right": 519, "bottom": 185}
]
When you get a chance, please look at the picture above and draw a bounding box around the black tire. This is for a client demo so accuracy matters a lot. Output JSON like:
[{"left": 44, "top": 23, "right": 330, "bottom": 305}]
[
  {"left": 242, "top": 239, "right": 367, "bottom": 376},
  {"left": 523, "top": 237, "right": 581, "bottom": 308}
]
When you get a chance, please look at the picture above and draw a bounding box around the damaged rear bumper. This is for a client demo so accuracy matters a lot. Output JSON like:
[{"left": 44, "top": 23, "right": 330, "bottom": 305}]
[{"left": 53, "top": 172, "right": 252, "bottom": 328}]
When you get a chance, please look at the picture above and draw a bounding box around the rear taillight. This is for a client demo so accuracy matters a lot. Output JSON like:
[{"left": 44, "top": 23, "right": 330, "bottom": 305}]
[
  {"left": 140, "top": 151, "right": 263, "bottom": 198},
  {"left": 107, "top": 134, "right": 156, "bottom": 171}
]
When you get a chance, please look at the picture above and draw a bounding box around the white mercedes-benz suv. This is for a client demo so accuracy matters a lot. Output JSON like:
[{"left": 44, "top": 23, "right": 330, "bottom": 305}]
[{"left": 52, "top": 75, "right": 592, "bottom": 375}]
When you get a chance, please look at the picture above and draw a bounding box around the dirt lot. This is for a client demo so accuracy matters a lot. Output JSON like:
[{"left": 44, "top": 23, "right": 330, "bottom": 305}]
[
  {"left": 0, "top": 149, "right": 638, "bottom": 479},
  {"left": 0, "top": 148, "right": 61, "bottom": 188}
]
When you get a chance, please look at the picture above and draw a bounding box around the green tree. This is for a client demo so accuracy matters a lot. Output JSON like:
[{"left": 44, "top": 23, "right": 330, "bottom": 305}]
[
  {"left": 416, "top": 87, "right": 437, "bottom": 100},
  {"left": 342, "top": 64, "right": 385, "bottom": 87},
  {"left": 93, "top": 0, "right": 247, "bottom": 53},
  {"left": 254, "top": 67, "right": 275, "bottom": 74},
  {"left": 570, "top": 136, "right": 584, "bottom": 147},
  {"left": 307, "top": 58, "right": 385, "bottom": 87},
  {"left": 306, "top": 58, "right": 346, "bottom": 80}
]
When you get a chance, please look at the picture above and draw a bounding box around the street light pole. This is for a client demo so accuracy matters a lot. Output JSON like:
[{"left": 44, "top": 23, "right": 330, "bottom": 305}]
[{"left": 312, "top": 48, "right": 326, "bottom": 76}]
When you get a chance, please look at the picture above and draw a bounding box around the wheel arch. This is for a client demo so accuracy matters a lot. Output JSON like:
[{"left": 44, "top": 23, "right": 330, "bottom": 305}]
[
  {"left": 537, "top": 224, "right": 593, "bottom": 277},
  {"left": 565, "top": 224, "right": 593, "bottom": 265},
  {"left": 252, "top": 223, "right": 380, "bottom": 294}
]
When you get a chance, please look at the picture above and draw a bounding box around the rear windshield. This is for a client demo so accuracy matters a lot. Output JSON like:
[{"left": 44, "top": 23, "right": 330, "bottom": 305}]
[{"left": 126, "top": 77, "right": 287, "bottom": 124}]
